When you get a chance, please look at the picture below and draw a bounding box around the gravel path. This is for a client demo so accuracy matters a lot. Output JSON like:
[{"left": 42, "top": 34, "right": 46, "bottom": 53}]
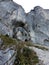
[{"left": 29, "top": 47, "right": 49, "bottom": 65}]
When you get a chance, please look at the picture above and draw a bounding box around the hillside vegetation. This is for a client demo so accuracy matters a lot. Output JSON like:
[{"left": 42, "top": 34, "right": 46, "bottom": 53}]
[{"left": 0, "top": 35, "right": 39, "bottom": 65}]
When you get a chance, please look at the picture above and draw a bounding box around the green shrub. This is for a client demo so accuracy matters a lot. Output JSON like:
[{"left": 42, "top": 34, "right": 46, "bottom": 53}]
[
  {"left": 0, "top": 35, "right": 39, "bottom": 65},
  {"left": 14, "top": 47, "right": 39, "bottom": 65}
]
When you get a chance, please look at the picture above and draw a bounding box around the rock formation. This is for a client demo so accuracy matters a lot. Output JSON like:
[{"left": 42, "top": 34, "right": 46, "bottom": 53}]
[
  {"left": 0, "top": 0, "right": 31, "bottom": 42},
  {"left": 28, "top": 6, "right": 49, "bottom": 45},
  {"left": 0, "top": 0, "right": 49, "bottom": 45},
  {"left": 0, "top": 0, "right": 49, "bottom": 65}
]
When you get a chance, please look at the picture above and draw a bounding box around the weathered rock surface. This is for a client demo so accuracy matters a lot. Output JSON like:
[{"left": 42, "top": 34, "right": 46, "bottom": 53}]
[
  {"left": 0, "top": 0, "right": 49, "bottom": 64},
  {"left": 0, "top": 38, "right": 17, "bottom": 65},
  {"left": 0, "top": 0, "right": 49, "bottom": 45},
  {"left": 0, "top": 48, "right": 16, "bottom": 65},
  {"left": 27, "top": 6, "right": 49, "bottom": 45},
  {"left": 29, "top": 47, "right": 49, "bottom": 65},
  {"left": 0, "top": 0, "right": 31, "bottom": 42}
]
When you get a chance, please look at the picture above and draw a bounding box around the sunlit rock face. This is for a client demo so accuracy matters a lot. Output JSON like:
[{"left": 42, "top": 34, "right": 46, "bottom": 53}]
[
  {"left": 1, "top": 0, "right": 49, "bottom": 65},
  {"left": 28, "top": 6, "right": 49, "bottom": 45},
  {"left": 0, "top": 38, "right": 16, "bottom": 65},
  {"left": 0, "top": 0, "right": 35, "bottom": 41},
  {"left": 0, "top": 48, "right": 16, "bottom": 65},
  {"left": 0, "top": 22, "right": 13, "bottom": 37},
  {"left": 26, "top": 12, "right": 35, "bottom": 43},
  {"left": 0, "top": 0, "right": 49, "bottom": 45}
]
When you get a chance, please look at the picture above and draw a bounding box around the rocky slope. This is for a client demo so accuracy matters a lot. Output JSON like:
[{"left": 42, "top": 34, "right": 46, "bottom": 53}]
[
  {"left": 0, "top": 0, "right": 31, "bottom": 41},
  {"left": 0, "top": 0, "right": 49, "bottom": 45},
  {"left": 0, "top": 35, "right": 40, "bottom": 65},
  {"left": 27, "top": 6, "right": 49, "bottom": 45},
  {"left": 0, "top": 0, "right": 49, "bottom": 65},
  {"left": 29, "top": 47, "right": 49, "bottom": 65},
  {"left": 0, "top": 35, "right": 48, "bottom": 65}
]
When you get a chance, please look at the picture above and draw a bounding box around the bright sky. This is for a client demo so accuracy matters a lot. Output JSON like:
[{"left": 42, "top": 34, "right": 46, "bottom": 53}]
[{"left": 14, "top": 0, "right": 49, "bottom": 13}]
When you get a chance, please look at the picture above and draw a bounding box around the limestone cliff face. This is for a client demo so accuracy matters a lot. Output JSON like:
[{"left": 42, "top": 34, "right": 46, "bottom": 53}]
[
  {"left": 0, "top": 0, "right": 34, "bottom": 42},
  {"left": 0, "top": 0, "right": 49, "bottom": 45},
  {"left": 1, "top": 0, "right": 49, "bottom": 65},
  {"left": 28, "top": 6, "right": 49, "bottom": 45}
]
